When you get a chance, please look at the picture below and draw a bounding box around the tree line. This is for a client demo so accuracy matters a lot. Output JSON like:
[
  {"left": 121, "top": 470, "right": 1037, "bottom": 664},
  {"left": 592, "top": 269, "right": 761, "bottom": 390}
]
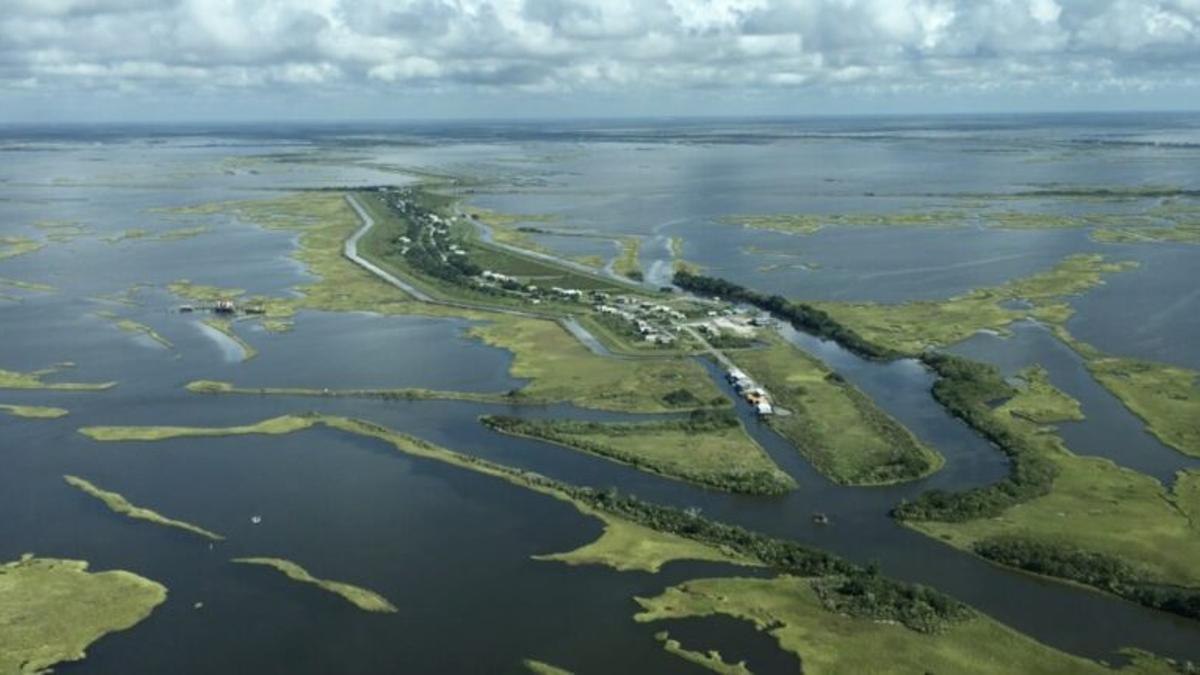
[
  {"left": 892, "top": 352, "right": 1059, "bottom": 522},
  {"left": 672, "top": 269, "right": 899, "bottom": 360},
  {"left": 975, "top": 535, "right": 1200, "bottom": 624}
]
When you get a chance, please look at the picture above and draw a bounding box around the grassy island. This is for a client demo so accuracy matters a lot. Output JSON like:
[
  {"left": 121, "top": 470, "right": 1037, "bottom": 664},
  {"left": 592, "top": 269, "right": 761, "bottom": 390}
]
[
  {"left": 1058, "top": 337, "right": 1200, "bottom": 458},
  {"left": 73, "top": 412, "right": 973, "bottom": 635},
  {"left": 654, "top": 632, "right": 751, "bottom": 674},
  {"left": 200, "top": 318, "right": 257, "bottom": 361},
  {"left": 811, "top": 254, "right": 1138, "bottom": 355},
  {"left": 522, "top": 659, "right": 574, "bottom": 675},
  {"left": 729, "top": 337, "right": 942, "bottom": 485},
  {"left": 0, "top": 555, "right": 167, "bottom": 674},
  {"left": 164, "top": 190, "right": 723, "bottom": 413},
  {"left": 897, "top": 358, "right": 1200, "bottom": 619},
  {"left": 233, "top": 558, "right": 397, "bottom": 613},
  {"left": 481, "top": 411, "right": 796, "bottom": 494},
  {"left": 65, "top": 475, "right": 224, "bottom": 541},
  {"left": 0, "top": 364, "right": 115, "bottom": 391},
  {"left": 0, "top": 403, "right": 69, "bottom": 419},
  {"left": 633, "top": 576, "right": 1169, "bottom": 675},
  {"left": 94, "top": 311, "right": 174, "bottom": 349}
]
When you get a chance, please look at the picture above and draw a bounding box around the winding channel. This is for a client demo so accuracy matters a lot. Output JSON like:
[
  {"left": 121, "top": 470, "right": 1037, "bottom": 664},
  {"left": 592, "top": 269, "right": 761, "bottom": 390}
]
[{"left": 338, "top": 193, "right": 1200, "bottom": 663}]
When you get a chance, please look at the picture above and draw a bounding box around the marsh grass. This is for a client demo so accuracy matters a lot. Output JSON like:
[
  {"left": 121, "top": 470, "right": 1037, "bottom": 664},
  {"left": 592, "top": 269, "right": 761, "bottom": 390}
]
[
  {"left": 0, "top": 556, "right": 166, "bottom": 675},
  {"left": 232, "top": 558, "right": 397, "bottom": 613},
  {"left": 633, "top": 576, "right": 1152, "bottom": 675},
  {"left": 65, "top": 475, "right": 224, "bottom": 541},
  {"left": 730, "top": 336, "right": 942, "bottom": 485}
]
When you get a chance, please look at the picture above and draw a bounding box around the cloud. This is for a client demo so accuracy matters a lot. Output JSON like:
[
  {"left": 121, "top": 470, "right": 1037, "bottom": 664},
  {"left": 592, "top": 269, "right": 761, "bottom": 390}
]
[{"left": 1, "top": 0, "right": 1198, "bottom": 116}]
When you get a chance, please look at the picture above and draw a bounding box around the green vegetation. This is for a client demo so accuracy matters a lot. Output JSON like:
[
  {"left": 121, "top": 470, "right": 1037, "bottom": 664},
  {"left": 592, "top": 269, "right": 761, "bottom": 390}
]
[
  {"left": 78, "top": 412, "right": 967, "bottom": 630},
  {"left": 674, "top": 269, "right": 897, "bottom": 360},
  {"left": 185, "top": 379, "right": 539, "bottom": 404},
  {"left": 65, "top": 475, "right": 224, "bottom": 541},
  {"left": 166, "top": 191, "right": 716, "bottom": 413},
  {"left": 79, "top": 415, "right": 315, "bottom": 441},
  {"left": 533, "top": 512, "right": 751, "bottom": 573},
  {"left": 94, "top": 311, "right": 174, "bottom": 349},
  {"left": 902, "top": 360, "right": 1200, "bottom": 611},
  {"left": 1074, "top": 349, "right": 1200, "bottom": 458},
  {"left": 201, "top": 318, "right": 257, "bottom": 361},
  {"left": 103, "top": 226, "right": 211, "bottom": 244},
  {"left": 469, "top": 315, "right": 722, "bottom": 412},
  {"left": 522, "top": 659, "right": 574, "bottom": 675},
  {"left": 730, "top": 336, "right": 942, "bottom": 485},
  {"left": 719, "top": 193, "right": 1200, "bottom": 245},
  {"left": 0, "top": 276, "right": 56, "bottom": 293},
  {"left": 1003, "top": 366, "right": 1084, "bottom": 424},
  {"left": 0, "top": 403, "right": 68, "bottom": 419},
  {"left": 634, "top": 576, "right": 1163, "bottom": 675},
  {"left": 0, "top": 364, "right": 115, "bottom": 391},
  {"left": 0, "top": 235, "right": 44, "bottom": 260},
  {"left": 481, "top": 410, "right": 796, "bottom": 494},
  {"left": 973, "top": 537, "right": 1200, "bottom": 621},
  {"left": 0, "top": 555, "right": 166, "bottom": 675},
  {"left": 34, "top": 219, "right": 90, "bottom": 242},
  {"left": 232, "top": 558, "right": 397, "bottom": 613},
  {"left": 811, "top": 254, "right": 1138, "bottom": 355},
  {"left": 654, "top": 632, "right": 752, "bottom": 675},
  {"left": 613, "top": 236, "right": 642, "bottom": 280},
  {"left": 721, "top": 211, "right": 966, "bottom": 235},
  {"left": 894, "top": 352, "right": 1059, "bottom": 522}
]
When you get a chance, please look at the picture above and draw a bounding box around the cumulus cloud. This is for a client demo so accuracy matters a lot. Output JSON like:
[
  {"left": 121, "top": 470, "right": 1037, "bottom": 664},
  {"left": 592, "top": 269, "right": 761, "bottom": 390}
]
[{"left": 1, "top": 0, "right": 1198, "bottom": 112}]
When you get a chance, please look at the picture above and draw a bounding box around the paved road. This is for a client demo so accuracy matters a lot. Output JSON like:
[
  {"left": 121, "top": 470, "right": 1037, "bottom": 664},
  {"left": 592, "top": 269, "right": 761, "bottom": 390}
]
[
  {"left": 344, "top": 194, "right": 436, "bottom": 303},
  {"left": 681, "top": 324, "right": 736, "bottom": 371},
  {"left": 343, "top": 193, "right": 618, "bottom": 356}
]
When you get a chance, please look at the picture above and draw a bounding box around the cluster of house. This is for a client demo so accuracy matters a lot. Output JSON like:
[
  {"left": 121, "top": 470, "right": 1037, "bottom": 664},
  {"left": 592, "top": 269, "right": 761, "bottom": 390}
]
[
  {"left": 726, "top": 367, "right": 774, "bottom": 416},
  {"left": 389, "top": 192, "right": 459, "bottom": 262},
  {"left": 594, "top": 296, "right": 689, "bottom": 345}
]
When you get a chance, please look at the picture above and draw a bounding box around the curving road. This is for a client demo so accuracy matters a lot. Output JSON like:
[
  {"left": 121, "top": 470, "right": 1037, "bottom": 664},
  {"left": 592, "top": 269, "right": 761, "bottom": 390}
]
[{"left": 344, "top": 193, "right": 619, "bottom": 356}]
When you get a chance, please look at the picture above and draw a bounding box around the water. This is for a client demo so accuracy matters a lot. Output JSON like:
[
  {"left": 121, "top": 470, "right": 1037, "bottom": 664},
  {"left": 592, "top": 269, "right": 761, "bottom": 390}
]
[{"left": 3, "top": 115, "right": 1200, "bottom": 672}]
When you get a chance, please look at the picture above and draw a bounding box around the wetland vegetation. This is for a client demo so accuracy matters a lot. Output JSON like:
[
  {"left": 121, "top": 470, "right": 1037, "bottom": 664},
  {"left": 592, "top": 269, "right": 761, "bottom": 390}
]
[
  {"left": 232, "top": 558, "right": 397, "bottom": 613},
  {"left": 900, "top": 357, "right": 1200, "bottom": 617},
  {"left": 729, "top": 336, "right": 942, "bottom": 485},
  {"left": 0, "top": 363, "right": 115, "bottom": 391},
  {"left": 653, "top": 633, "right": 751, "bottom": 675},
  {"left": 64, "top": 475, "right": 224, "bottom": 541},
  {"left": 480, "top": 410, "right": 796, "bottom": 494},
  {"left": 634, "top": 576, "right": 1175, "bottom": 675},
  {"left": 811, "top": 254, "right": 1138, "bottom": 356},
  {"left": 0, "top": 555, "right": 167, "bottom": 675},
  {"left": 74, "top": 412, "right": 974, "bottom": 630},
  {"left": 94, "top": 310, "right": 174, "bottom": 350},
  {"left": 164, "top": 190, "right": 722, "bottom": 413},
  {"left": 719, "top": 193, "right": 1200, "bottom": 245},
  {"left": 0, "top": 403, "right": 68, "bottom": 418}
]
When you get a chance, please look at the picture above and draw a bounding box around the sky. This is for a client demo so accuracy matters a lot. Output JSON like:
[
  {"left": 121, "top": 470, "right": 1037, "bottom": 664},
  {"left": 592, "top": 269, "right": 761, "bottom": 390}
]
[{"left": 2, "top": 0, "right": 1199, "bottom": 122}]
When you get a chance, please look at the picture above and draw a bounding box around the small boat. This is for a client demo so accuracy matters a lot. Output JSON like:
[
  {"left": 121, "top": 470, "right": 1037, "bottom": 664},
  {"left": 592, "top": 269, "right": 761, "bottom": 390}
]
[
  {"left": 812, "top": 512, "right": 830, "bottom": 525},
  {"left": 250, "top": 515, "right": 262, "bottom": 525}
]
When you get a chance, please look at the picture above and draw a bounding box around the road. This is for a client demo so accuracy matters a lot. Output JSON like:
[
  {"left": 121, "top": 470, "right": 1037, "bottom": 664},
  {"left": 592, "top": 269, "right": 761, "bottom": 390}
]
[{"left": 343, "top": 193, "right": 618, "bottom": 356}]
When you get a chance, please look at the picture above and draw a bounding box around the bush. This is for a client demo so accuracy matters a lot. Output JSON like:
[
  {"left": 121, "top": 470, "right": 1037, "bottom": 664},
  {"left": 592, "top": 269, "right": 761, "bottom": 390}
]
[
  {"left": 673, "top": 269, "right": 897, "bottom": 360},
  {"left": 974, "top": 536, "right": 1200, "bottom": 622},
  {"left": 893, "top": 353, "right": 1059, "bottom": 522}
]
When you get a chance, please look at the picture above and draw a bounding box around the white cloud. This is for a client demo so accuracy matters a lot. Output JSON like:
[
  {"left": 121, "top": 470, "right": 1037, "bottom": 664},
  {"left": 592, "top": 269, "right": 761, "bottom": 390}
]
[{"left": 1, "top": 0, "right": 1198, "bottom": 113}]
